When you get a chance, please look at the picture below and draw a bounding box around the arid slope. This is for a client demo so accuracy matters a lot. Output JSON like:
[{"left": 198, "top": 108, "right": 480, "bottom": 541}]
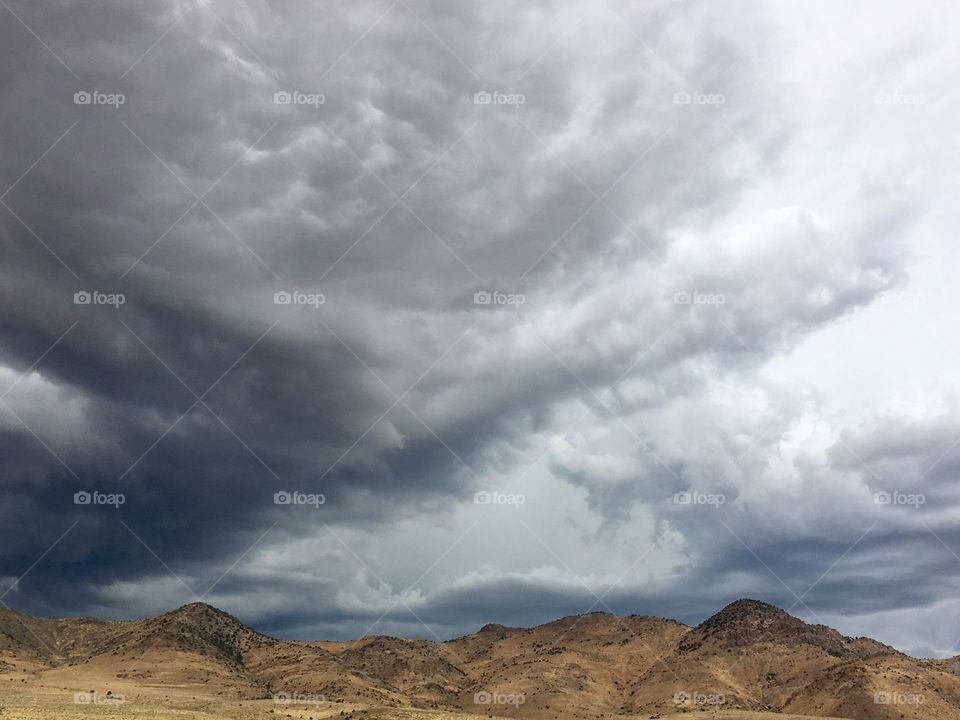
[{"left": 2, "top": 600, "right": 959, "bottom": 719}]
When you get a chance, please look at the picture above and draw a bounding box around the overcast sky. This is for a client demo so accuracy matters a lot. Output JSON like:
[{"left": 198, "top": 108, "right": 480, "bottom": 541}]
[{"left": 1, "top": 0, "right": 959, "bottom": 659}]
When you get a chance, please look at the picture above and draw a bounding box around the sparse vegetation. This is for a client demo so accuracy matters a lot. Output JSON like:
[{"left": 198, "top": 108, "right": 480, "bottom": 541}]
[{"left": 1, "top": 601, "right": 957, "bottom": 719}]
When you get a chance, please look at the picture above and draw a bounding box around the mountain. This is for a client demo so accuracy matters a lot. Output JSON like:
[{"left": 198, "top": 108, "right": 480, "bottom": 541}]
[{"left": 2, "top": 600, "right": 959, "bottom": 719}]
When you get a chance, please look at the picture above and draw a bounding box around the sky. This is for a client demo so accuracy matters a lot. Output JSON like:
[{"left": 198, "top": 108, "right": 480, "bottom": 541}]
[{"left": 1, "top": 0, "right": 959, "bottom": 659}]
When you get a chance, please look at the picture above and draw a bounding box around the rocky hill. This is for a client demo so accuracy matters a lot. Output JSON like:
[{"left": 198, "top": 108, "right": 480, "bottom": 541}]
[{"left": 2, "top": 600, "right": 959, "bottom": 719}]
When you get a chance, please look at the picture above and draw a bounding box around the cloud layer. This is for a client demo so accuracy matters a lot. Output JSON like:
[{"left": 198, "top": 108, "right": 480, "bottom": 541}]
[{"left": 1, "top": 0, "right": 959, "bottom": 657}]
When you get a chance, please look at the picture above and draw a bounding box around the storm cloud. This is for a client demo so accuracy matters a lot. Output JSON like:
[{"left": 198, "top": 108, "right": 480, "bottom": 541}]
[{"left": 2, "top": 0, "right": 959, "bottom": 658}]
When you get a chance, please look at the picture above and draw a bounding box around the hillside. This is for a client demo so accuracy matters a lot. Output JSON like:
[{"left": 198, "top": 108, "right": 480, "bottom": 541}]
[{"left": 1, "top": 600, "right": 959, "bottom": 719}]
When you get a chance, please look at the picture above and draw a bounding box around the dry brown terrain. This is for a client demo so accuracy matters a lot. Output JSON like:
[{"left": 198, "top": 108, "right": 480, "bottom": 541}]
[
  {"left": 0, "top": 683, "right": 852, "bottom": 720},
  {"left": 1, "top": 600, "right": 958, "bottom": 719}
]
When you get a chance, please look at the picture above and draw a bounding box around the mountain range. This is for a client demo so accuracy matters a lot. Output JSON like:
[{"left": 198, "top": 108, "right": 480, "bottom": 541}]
[{"left": 1, "top": 599, "right": 958, "bottom": 719}]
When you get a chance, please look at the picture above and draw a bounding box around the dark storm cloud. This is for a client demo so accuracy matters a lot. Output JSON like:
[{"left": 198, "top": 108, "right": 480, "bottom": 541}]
[
  {"left": 0, "top": 0, "right": 953, "bottom": 655},
  {"left": 0, "top": 0, "right": 763, "bottom": 601}
]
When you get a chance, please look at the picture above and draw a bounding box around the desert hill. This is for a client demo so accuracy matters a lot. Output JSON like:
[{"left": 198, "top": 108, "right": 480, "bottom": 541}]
[{"left": 1, "top": 600, "right": 959, "bottom": 719}]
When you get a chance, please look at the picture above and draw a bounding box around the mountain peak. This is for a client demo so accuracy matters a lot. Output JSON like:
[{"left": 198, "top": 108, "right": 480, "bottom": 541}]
[
  {"left": 478, "top": 622, "right": 507, "bottom": 633},
  {"left": 713, "top": 598, "right": 790, "bottom": 620},
  {"left": 678, "top": 598, "right": 881, "bottom": 661},
  {"left": 171, "top": 601, "right": 224, "bottom": 615},
  {"left": 162, "top": 602, "right": 250, "bottom": 628},
  {"left": 687, "top": 598, "right": 803, "bottom": 644}
]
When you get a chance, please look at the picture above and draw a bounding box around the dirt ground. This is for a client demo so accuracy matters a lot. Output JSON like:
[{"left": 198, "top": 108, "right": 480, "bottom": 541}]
[{"left": 0, "top": 683, "right": 846, "bottom": 720}]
